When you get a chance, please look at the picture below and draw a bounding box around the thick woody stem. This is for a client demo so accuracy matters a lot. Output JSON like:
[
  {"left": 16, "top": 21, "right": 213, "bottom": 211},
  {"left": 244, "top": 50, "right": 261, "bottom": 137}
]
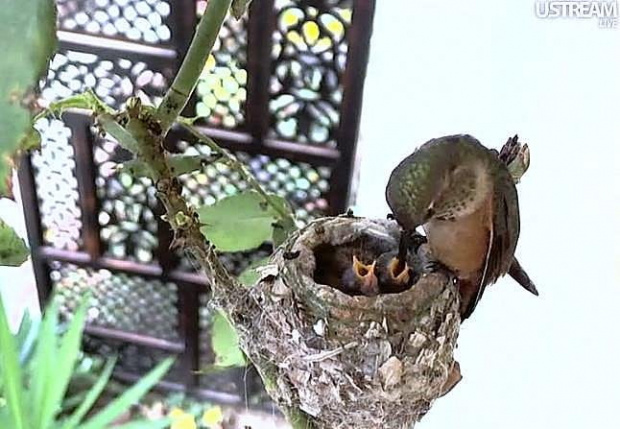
[
  {"left": 121, "top": 99, "right": 238, "bottom": 296},
  {"left": 134, "top": 0, "right": 237, "bottom": 294}
]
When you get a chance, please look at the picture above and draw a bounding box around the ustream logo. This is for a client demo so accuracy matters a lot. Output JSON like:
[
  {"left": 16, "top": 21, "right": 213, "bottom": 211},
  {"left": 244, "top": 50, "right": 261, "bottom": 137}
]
[{"left": 535, "top": 1, "right": 618, "bottom": 28}]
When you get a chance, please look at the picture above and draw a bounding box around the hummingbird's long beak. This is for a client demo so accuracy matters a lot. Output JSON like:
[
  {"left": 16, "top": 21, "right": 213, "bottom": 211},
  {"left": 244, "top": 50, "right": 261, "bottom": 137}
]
[{"left": 508, "top": 258, "right": 539, "bottom": 296}]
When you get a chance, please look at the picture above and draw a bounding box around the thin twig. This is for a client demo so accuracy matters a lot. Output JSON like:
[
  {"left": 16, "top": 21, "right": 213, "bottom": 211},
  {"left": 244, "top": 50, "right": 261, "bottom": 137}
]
[
  {"left": 301, "top": 342, "right": 359, "bottom": 363},
  {"left": 178, "top": 121, "right": 298, "bottom": 229}
]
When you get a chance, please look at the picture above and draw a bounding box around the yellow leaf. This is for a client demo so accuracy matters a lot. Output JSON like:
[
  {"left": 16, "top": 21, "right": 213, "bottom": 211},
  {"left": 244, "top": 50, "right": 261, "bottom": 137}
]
[
  {"left": 201, "top": 405, "right": 224, "bottom": 427},
  {"left": 302, "top": 21, "right": 320, "bottom": 45}
]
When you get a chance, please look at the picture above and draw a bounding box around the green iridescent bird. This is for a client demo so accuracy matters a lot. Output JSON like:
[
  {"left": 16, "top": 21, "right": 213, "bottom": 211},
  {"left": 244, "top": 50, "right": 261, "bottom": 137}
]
[{"left": 383, "top": 134, "right": 538, "bottom": 320}]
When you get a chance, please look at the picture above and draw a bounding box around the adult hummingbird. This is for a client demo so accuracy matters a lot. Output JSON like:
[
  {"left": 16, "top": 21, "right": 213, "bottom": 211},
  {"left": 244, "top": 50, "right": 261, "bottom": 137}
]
[{"left": 382, "top": 134, "right": 538, "bottom": 320}]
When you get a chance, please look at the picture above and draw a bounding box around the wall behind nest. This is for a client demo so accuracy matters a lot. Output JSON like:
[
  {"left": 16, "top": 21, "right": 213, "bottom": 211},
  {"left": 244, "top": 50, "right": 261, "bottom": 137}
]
[{"left": 353, "top": 1, "right": 620, "bottom": 428}]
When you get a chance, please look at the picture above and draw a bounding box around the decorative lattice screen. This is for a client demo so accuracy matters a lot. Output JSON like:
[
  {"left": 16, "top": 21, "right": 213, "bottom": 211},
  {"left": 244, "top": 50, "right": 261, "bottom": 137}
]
[{"left": 19, "top": 0, "right": 376, "bottom": 404}]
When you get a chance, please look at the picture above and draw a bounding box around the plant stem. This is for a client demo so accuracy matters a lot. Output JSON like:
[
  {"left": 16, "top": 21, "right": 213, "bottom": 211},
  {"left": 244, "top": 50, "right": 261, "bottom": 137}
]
[
  {"left": 156, "top": 0, "right": 232, "bottom": 133},
  {"left": 251, "top": 362, "right": 315, "bottom": 429},
  {"left": 179, "top": 121, "right": 298, "bottom": 229},
  {"left": 285, "top": 406, "right": 315, "bottom": 429}
]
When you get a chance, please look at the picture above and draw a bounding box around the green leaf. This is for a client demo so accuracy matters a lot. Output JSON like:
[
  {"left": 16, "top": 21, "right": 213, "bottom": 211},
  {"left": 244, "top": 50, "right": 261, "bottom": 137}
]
[
  {"left": 238, "top": 257, "right": 270, "bottom": 287},
  {"left": 79, "top": 357, "right": 174, "bottom": 429},
  {"left": 14, "top": 311, "right": 39, "bottom": 366},
  {"left": 0, "top": 217, "right": 30, "bottom": 267},
  {"left": 269, "top": 194, "right": 295, "bottom": 219},
  {"left": 211, "top": 310, "right": 246, "bottom": 368},
  {"left": 19, "top": 126, "right": 42, "bottom": 151},
  {"left": 0, "top": 0, "right": 58, "bottom": 196},
  {"left": 168, "top": 155, "right": 209, "bottom": 176},
  {"left": 268, "top": 196, "right": 297, "bottom": 247},
  {"left": 271, "top": 220, "right": 288, "bottom": 248},
  {"left": 0, "top": 294, "right": 26, "bottom": 429},
  {"left": 30, "top": 296, "right": 60, "bottom": 428},
  {"left": 42, "top": 90, "right": 114, "bottom": 118},
  {"left": 61, "top": 357, "right": 117, "bottom": 429},
  {"left": 115, "top": 158, "right": 156, "bottom": 180},
  {"left": 39, "top": 295, "right": 89, "bottom": 427},
  {"left": 1, "top": 292, "right": 166, "bottom": 429},
  {"left": 0, "top": 411, "right": 12, "bottom": 429},
  {"left": 96, "top": 113, "right": 140, "bottom": 154},
  {"left": 197, "top": 191, "right": 281, "bottom": 252},
  {"left": 13, "top": 312, "right": 32, "bottom": 350}
]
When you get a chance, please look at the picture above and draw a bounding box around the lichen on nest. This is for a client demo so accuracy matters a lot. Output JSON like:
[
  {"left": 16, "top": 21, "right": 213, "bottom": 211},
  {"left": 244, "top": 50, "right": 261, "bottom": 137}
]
[{"left": 216, "top": 215, "right": 462, "bottom": 429}]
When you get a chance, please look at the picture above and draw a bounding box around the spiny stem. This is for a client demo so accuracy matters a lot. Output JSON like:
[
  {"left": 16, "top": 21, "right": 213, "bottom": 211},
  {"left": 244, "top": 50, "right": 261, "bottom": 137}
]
[
  {"left": 179, "top": 121, "right": 298, "bottom": 228},
  {"left": 156, "top": 0, "right": 232, "bottom": 133},
  {"left": 112, "top": 100, "right": 238, "bottom": 294}
]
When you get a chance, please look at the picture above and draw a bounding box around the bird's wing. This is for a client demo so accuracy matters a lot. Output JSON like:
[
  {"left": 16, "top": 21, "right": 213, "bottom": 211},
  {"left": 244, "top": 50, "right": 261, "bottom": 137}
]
[
  {"left": 460, "top": 197, "right": 494, "bottom": 320},
  {"left": 462, "top": 166, "right": 520, "bottom": 320},
  {"left": 483, "top": 167, "right": 520, "bottom": 287}
]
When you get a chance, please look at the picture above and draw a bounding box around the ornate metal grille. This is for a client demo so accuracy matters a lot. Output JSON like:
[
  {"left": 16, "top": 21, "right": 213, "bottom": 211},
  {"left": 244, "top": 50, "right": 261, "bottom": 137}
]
[{"left": 19, "top": 0, "right": 376, "bottom": 405}]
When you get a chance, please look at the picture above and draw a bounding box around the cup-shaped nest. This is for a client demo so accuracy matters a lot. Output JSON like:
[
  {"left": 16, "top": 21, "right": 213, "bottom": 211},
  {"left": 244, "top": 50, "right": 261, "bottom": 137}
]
[{"left": 221, "top": 216, "right": 461, "bottom": 429}]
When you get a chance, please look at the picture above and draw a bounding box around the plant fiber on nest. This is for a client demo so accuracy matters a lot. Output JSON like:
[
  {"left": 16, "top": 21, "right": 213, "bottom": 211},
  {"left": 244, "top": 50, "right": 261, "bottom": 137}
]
[{"left": 213, "top": 216, "right": 462, "bottom": 429}]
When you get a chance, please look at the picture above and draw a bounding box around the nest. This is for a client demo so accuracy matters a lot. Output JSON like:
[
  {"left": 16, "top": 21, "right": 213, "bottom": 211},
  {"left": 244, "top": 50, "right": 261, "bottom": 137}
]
[{"left": 216, "top": 216, "right": 462, "bottom": 429}]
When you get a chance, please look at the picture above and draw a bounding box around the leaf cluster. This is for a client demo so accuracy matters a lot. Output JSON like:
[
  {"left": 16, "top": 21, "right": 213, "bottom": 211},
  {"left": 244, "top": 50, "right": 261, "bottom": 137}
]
[{"left": 0, "top": 293, "right": 174, "bottom": 429}]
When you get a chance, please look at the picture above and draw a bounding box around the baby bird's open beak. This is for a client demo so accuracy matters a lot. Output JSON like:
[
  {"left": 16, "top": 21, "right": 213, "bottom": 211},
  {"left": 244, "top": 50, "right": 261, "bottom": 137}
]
[
  {"left": 351, "top": 255, "right": 379, "bottom": 296},
  {"left": 386, "top": 256, "right": 410, "bottom": 286}
]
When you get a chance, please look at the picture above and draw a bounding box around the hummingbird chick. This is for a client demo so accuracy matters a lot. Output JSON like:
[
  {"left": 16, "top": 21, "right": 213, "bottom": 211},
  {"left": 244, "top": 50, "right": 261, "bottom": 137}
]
[
  {"left": 340, "top": 255, "right": 380, "bottom": 296},
  {"left": 374, "top": 249, "right": 421, "bottom": 293},
  {"left": 376, "top": 251, "right": 411, "bottom": 288},
  {"left": 385, "top": 134, "right": 538, "bottom": 320}
]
